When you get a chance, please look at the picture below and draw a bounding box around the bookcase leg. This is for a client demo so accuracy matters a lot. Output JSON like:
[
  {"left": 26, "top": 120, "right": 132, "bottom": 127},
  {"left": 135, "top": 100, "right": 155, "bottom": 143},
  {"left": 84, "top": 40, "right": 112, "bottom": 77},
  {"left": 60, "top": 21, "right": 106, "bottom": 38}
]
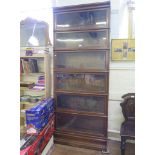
[
  {"left": 101, "top": 144, "right": 110, "bottom": 154},
  {"left": 101, "top": 149, "right": 110, "bottom": 154}
]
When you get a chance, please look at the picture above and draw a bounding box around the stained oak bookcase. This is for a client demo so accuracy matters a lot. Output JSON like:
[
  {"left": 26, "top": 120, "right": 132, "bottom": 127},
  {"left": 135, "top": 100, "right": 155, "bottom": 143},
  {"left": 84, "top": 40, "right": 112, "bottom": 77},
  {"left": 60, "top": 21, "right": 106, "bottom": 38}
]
[{"left": 53, "top": 2, "right": 110, "bottom": 151}]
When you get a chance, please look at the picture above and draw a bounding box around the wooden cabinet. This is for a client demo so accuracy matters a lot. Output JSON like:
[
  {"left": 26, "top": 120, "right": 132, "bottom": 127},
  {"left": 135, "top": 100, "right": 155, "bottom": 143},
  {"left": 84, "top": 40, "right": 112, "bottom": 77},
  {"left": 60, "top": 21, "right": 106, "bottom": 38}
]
[{"left": 54, "top": 2, "right": 110, "bottom": 151}]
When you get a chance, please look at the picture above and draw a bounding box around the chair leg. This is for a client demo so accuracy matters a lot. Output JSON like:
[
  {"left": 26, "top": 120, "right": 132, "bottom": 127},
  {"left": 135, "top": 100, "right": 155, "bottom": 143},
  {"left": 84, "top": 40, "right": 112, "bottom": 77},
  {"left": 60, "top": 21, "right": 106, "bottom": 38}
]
[{"left": 121, "top": 136, "right": 126, "bottom": 155}]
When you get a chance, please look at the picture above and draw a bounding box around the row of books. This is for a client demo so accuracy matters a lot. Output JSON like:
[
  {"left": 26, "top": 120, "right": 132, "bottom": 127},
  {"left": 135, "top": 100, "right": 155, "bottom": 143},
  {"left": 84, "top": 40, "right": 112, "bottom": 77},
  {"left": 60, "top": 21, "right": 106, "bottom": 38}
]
[
  {"left": 37, "top": 75, "right": 45, "bottom": 85},
  {"left": 20, "top": 76, "right": 45, "bottom": 91},
  {"left": 32, "top": 76, "right": 45, "bottom": 90},
  {"left": 20, "top": 58, "right": 39, "bottom": 73}
]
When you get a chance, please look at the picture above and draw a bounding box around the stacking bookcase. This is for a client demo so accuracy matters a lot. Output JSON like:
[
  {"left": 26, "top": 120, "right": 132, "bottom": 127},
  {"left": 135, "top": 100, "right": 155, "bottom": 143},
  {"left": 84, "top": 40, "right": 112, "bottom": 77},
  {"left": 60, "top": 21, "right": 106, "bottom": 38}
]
[{"left": 53, "top": 1, "right": 110, "bottom": 152}]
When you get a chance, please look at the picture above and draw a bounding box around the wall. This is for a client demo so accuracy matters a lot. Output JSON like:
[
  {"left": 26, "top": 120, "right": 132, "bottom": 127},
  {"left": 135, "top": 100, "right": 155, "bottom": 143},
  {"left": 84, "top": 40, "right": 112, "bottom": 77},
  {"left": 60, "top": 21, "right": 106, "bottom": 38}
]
[{"left": 54, "top": 0, "right": 135, "bottom": 140}]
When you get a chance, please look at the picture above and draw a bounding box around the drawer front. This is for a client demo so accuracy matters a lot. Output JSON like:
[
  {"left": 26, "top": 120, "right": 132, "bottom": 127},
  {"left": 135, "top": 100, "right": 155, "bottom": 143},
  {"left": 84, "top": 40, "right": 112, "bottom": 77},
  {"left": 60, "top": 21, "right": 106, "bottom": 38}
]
[
  {"left": 55, "top": 8, "right": 110, "bottom": 30},
  {"left": 54, "top": 30, "right": 109, "bottom": 50},
  {"left": 56, "top": 94, "right": 107, "bottom": 114},
  {"left": 56, "top": 112, "right": 107, "bottom": 136},
  {"left": 54, "top": 50, "right": 108, "bottom": 71},
  {"left": 55, "top": 73, "right": 108, "bottom": 93}
]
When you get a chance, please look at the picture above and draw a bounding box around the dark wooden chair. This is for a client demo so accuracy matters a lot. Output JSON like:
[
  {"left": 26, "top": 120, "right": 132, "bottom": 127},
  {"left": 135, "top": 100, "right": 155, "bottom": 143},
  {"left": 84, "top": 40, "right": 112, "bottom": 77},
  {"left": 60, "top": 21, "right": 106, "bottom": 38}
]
[{"left": 120, "top": 93, "right": 135, "bottom": 155}]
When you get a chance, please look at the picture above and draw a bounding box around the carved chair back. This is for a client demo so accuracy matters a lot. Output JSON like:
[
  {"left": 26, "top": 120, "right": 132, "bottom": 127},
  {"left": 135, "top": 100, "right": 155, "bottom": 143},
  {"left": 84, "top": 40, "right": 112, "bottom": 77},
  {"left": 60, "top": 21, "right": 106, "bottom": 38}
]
[{"left": 120, "top": 93, "right": 135, "bottom": 121}]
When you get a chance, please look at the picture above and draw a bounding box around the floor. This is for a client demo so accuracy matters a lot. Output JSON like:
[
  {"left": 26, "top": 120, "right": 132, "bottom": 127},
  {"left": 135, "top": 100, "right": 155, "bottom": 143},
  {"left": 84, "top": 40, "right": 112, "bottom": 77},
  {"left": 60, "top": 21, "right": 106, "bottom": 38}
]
[{"left": 51, "top": 140, "right": 135, "bottom": 155}]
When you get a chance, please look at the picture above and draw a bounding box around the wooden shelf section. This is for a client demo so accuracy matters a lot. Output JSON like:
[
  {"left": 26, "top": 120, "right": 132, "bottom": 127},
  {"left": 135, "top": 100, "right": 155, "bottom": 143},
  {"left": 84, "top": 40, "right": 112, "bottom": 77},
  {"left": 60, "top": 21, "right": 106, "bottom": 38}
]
[
  {"left": 55, "top": 90, "right": 108, "bottom": 96},
  {"left": 20, "top": 111, "right": 26, "bottom": 117},
  {"left": 56, "top": 109, "right": 107, "bottom": 117},
  {"left": 21, "top": 72, "right": 45, "bottom": 76},
  {"left": 20, "top": 54, "right": 48, "bottom": 58},
  {"left": 20, "top": 46, "right": 52, "bottom": 50},
  {"left": 20, "top": 87, "right": 45, "bottom": 92},
  {"left": 20, "top": 101, "right": 39, "bottom": 105},
  {"left": 54, "top": 68, "right": 109, "bottom": 73},
  {"left": 20, "top": 53, "right": 51, "bottom": 98}
]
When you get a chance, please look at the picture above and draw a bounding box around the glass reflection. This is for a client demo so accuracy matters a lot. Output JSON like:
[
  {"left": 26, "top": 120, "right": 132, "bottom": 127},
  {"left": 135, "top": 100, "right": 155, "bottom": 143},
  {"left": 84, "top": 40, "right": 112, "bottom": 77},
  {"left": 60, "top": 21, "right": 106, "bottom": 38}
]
[{"left": 57, "top": 24, "right": 70, "bottom": 28}]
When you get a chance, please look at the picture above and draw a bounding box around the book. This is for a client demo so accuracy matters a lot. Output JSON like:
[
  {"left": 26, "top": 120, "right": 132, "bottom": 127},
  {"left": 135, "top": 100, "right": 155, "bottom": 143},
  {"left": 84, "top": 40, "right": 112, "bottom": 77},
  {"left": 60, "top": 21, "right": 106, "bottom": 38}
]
[
  {"left": 21, "top": 58, "right": 39, "bottom": 73},
  {"left": 20, "top": 60, "right": 23, "bottom": 73}
]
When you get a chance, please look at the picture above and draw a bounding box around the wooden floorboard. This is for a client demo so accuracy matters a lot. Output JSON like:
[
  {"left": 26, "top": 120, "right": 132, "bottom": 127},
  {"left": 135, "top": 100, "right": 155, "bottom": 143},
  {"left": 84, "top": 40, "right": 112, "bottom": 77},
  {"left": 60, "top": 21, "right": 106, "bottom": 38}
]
[{"left": 51, "top": 140, "right": 135, "bottom": 155}]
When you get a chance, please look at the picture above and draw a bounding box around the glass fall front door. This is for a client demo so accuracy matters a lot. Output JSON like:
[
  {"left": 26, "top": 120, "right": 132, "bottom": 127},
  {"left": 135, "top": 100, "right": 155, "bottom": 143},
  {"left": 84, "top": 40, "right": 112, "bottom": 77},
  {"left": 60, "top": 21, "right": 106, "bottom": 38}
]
[
  {"left": 54, "top": 51, "right": 107, "bottom": 70},
  {"left": 55, "top": 9, "right": 109, "bottom": 30},
  {"left": 55, "top": 30, "right": 109, "bottom": 49},
  {"left": 56, "top": 73, "right": 107, "bottom": 92},
  {"left": 56, "top": 113, "right": 107, "bottom": 136},
  {"left": 57, "top": 94, "right": 107, "bottom": 114}
]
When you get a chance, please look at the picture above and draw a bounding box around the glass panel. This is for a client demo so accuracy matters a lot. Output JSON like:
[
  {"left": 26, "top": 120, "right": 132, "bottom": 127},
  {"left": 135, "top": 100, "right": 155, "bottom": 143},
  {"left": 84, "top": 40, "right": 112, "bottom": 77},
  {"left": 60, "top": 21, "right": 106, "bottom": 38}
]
[
  {"left": 57, "top": 94, "right": 105, "bottom": 113},
  {"left": 56, "top": 113, "right": 106, "bottom": 135},
  {"left": 55, "top": 51, "right": 106, "bottom": 70},
  {"left": 56, "top": 73, "right": 106, "bottom": 92},
  {"left": 20, "top": 23, "right": 48, "bottom": 47},
  {"left": 55, "top": 9, "right": 109, "bottom": 29},
  {"left": 55, "top": 30, "right": 108, "bottom": 49}
]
